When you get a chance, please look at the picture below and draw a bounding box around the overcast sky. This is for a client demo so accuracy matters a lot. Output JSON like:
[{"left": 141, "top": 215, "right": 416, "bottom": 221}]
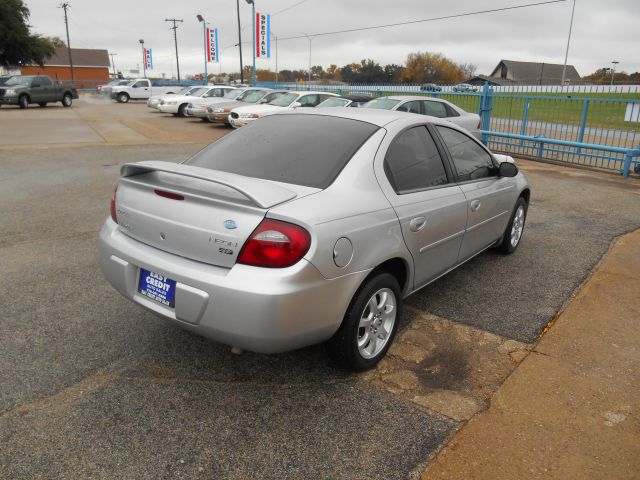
[{"left": 24, "top": 0, "right": 640, "bottom": 79}]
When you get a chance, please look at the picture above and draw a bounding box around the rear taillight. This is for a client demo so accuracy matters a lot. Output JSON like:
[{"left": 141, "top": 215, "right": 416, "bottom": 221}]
[
  {"left": 110, "top": 185, "right": 118, "bottom": 223},
  {"left": 477, "top": 120, "right": 481, "bottom": 129},
  {"left": 237, "top": 219, "right": 311, "bottom": 268}
]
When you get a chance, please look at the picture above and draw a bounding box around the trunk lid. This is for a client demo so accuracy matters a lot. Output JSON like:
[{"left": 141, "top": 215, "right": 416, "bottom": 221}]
[{"left": 115, "top": 161, "right": 316, "bottom": 268}]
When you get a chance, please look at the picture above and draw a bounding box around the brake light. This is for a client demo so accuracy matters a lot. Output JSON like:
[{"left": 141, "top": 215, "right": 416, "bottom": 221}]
[
  {"left": 477, "top": 119, "right": 481, "bottom": 129},
  {"left": 110, "top": 185, "right": 118, "bottom": 223},
  {"left": 154, "top": 189, "right": 184, "bottom": 201},
  {"left": 237, "top": 219, "right": 311, "bottom": 268}
]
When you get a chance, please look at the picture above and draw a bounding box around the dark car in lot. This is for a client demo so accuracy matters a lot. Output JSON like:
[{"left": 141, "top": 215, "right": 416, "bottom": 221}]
[
  {"left": 452, "top": 83, "right": 478, "bottom": 92},
  {"left": 420, "top": 83, "right": 442, "bottom": 92},
  {"left": 0, "top": 75, "right": 79, "bottom": 108}
]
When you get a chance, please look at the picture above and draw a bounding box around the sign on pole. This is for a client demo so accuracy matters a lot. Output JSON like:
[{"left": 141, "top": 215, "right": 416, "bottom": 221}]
[
  {"left": 206, "top": 26, "right": 219, "bottom": 63},
  {"left": 143, "top": 48, "right": 153, "bottom": 70},
  {"left": 255, "top": 12, "right": 270, "bottom": 58}
]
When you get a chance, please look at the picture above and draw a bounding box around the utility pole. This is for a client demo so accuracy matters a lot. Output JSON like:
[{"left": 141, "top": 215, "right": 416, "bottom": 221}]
[
  {"left": 236, "top": 0, "right": 244, "bottom": 84},
  {"left": 301, "top": 33, "right": 314, "bottom": 82},
  {"left": 560, "top": 0, "right": 576, "bottom": 86},
  {"left": 109, "top": 53, "right": 117, "bottom": 77},
  {"left": 59, "top": 3, "right": 75, "bottom": 85},
  {"left": 165, "top": 18, "right": 184, "bottom": 81}
]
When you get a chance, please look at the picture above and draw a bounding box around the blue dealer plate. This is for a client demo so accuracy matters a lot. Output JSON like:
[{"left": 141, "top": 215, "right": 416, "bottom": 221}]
[{"left": 138, "top": 269, "right": 177, "bottom": 308}]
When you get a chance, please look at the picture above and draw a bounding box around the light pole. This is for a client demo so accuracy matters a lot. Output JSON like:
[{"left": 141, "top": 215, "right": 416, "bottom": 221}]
[
  {"left": 301, "top": 33, "right": 314, "bottom": 82},
  {"left": 197, "top": 14, "right": 208, "bottom": 85},
  {"left": 560, "top": 0, "right": 576, "bottom": 86},
  {"left": 245, "top": 0, "right": 256, "bottom": 85},
  {"left": 139, "top": 39, "right": 146, "bottom": 78},
  {"left": 271, "top": 31, "right": 278, "bottom": 82},
  {"left": 236, "top": 0, "right": 244, "bottom": 84},
  {"left": 610, "top": 61, "right": 619, "bottom": 86}
]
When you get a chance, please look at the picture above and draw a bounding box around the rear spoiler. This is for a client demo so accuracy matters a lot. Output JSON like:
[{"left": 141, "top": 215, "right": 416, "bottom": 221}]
[{"left": 120, "top": 161, "right": 296, "bottom": 209}]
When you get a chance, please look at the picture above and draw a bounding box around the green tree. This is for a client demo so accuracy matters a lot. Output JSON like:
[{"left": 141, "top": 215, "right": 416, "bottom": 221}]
[{"left": 0, "top": 0, "right": 55, "bottom": 68}]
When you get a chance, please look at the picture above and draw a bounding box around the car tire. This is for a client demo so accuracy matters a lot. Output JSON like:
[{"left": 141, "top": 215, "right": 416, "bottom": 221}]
[
  {"left": 38, "top": 102, "right": 47, "bottom": 107},
  {"left": 177, "top": 103, "right": 188, "bottom": 117},
  {"left": 117, "top": 93, "right": 129, "bottom": 103},
  {"left": 18, "top": 95, "right": 29, "bottom": 109},
  {"left": 496, "top": 196, "right": 528, "bottom": 254},
  {"left": 329, "top": 272, "right": 402, "bottom": 371},
  {"left": 62, "top": 94, "right": 72, "bottom": 107}
]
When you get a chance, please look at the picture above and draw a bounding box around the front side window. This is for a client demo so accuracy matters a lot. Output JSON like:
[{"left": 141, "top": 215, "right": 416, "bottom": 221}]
[
  {"left": 422, "top": 101, "right": 448, "bottom": 118},
  {"left": 297, "top": 94, "right": 319, "bottom": 107},
  {"left": 268, "top": 93, "right": 297, "bottom": 107},
  {"left": 38, "top": 76, "right": 52, "bottom": 86},
  {"left": 396, "top": 101, "right": 421, "bottom": 114},
  {"left": 384, "top": 126, "right": 448, "bottom": 194},
  {"left": 133, "top": 81, "right": 147, "bottom": 88},
  {"left": 436, "top": 126, "right": 495, "bottom": 181}
]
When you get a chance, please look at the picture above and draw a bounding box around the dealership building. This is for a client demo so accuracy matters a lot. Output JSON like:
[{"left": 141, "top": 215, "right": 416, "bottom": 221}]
[{"left": 21, "top": 47, "right": 111, "bottom": 89}]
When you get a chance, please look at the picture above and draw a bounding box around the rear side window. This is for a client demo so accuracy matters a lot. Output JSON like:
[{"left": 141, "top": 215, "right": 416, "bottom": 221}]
[
  {"left": 396, "top": 101, "right": 421, "bottom": 114},
  {"left": 187, "top": 114, "right": 379, "bottom": 189},
  {"left": 298, "top": 94, "right": 319, "bottom": 107},
  {"left": 436, "top": 126, "right": 495, "bottom": 181},
  {"left": 384, "top": 126, "right": 448, "bottom": 193},
  {"left": 422, "top": 101, "right": 448, "bottom": 118}
]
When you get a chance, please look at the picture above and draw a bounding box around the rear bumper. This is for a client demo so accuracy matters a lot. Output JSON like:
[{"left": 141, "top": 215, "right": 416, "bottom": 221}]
[
  {"left": 98, "top": 219, "right": 366, "bottom": 353},
  {"left": 184, "top": 107, "right": 208, "bottom": 118},
  {"left": 207, "top": 112, "right": 231, "bottom": 123},
  {"left": 158, "top": 104, "right": 179, "bottom": 114}
]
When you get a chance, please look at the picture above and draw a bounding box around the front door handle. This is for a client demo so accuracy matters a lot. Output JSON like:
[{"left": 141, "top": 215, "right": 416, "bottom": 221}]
[
  {"left": 409, "top": 216, "right": 427, "bottom": 232},
  {"left": 470, "top": 200, "right": 482, "bottom": 212}
]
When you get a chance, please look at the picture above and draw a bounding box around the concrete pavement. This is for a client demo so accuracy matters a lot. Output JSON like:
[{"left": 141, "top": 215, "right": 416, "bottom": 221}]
[{"left": 424, "top": 229, "right": 640, "bottom": 479}]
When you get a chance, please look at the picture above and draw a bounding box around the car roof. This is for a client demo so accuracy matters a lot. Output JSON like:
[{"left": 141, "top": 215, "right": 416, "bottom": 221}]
[
  {"left": 386, "top": 95, "right": 448, "bottom": 102},
  {"left": 334, "top": 95, "right": 374, "bottom": 102},
  {"left": 286, "top": 90, "right": 338, "bottom": 96},
  {"left": 279, "top": 107, "right": 453, "bottom": 128}
]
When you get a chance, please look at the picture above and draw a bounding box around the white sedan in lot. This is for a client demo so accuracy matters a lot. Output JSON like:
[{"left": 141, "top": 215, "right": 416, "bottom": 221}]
[
  {"left": 184, "top": 88, "right": 251, "bottom": 120},
  {"left": 147, "top": 86, "right": 202, "bottom": 110},
  {"left": 228, "top": 91, "right": 338, "bottom": 128},
  {"left": 158, "top": 86, "right": 237, "bottom": 117},
  {"left": 363, "top": 95, "right": 481, "bottom": 138}
]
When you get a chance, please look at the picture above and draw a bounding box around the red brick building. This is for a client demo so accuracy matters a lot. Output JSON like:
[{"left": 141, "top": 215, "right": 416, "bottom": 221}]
[{"left": 21, "top": 47, "right": 110, "bottom": 89}]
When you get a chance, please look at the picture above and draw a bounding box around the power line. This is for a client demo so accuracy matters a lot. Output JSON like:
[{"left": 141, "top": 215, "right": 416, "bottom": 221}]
[
  {"left": 271, "top": 0, "right": 308, "bottom": 17},
  {"left": 277, "top": 0, "right": 567, "bottom": 41}
]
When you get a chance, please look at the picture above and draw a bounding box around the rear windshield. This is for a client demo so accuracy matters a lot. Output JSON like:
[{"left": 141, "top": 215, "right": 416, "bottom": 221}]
[
  {"left": 362, "top": 98, "right": 400, "bottom": 110},
  {"left": 186, "top": 114, "right": 379, "bottom": 189}
]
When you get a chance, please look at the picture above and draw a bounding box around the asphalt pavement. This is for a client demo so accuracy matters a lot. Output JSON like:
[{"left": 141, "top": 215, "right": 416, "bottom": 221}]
[{"left": 1, "top": 100, "right": 639, "bottom": 478}]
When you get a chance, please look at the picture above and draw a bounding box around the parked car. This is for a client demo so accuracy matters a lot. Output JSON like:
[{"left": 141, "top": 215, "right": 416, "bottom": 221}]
[
  {"left": 362, "top": 95, "right": 481, "bottom": 138},
  {"left": 111, "top": 78, "right": 189, "bottom": 103},
  {"left": 420, "top": 83, "right": 442, "bottom": 92},
  {"left": 452, "top": 83, "right": 478, "bottom": 92},
  {"left": 206, "top": 89, "right": 288, "bottom": 124},
  {"left": 157, "top": 86, "right": 237, "bottom": 117},
  {"left": 99, "top": 109, "right": 530, "bottom": 370},
  {"left": 184, "top": 88, "right": 247, "bottom": 120},
  {"left": 228, "top": 91, "right": 338, "bottom": 128},
  {"left": 0, "top": 75, "right": 78, "bottom": 108},
  {"left": 148, "top": 86, "right": 202, "bottom": 110},
  {"left": 97, "top": 79, "right": 130, "bottom": 96},
  {"left": 316, "top": 95, "right": 374, "bottom": 108}
]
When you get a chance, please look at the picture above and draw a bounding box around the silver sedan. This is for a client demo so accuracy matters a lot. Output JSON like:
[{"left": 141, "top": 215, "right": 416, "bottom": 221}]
[
  {"left": 99, "top": 109, "right": 529, "bottom": 371},
  {"left": 363, "top": 95, "right": 481, "bottom": 138}
]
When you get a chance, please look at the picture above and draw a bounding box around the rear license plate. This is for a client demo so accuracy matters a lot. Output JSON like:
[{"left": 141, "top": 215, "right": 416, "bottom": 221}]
[{"left": 138, "top": 269, "right": 177, "bottom": 307}]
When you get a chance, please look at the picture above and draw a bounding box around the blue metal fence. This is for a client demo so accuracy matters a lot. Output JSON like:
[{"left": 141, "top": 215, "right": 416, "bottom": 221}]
[{"left": 257, "top": 81, "right": 640, "bottom": 176}]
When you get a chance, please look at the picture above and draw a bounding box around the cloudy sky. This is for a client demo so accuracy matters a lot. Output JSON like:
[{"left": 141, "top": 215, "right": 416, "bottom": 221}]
[{"left": 24, "top": 0, "right": 640, "bottom": 78}]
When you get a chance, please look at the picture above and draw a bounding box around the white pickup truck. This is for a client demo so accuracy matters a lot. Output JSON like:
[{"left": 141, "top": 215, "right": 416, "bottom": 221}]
[{"left": 111, "top": 78, "right": 195, "bottom": 103}]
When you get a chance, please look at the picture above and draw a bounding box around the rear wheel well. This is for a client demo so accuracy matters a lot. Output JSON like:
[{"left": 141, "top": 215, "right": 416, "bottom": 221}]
[
  {"left": 367, "top": 258, "right": 409, "bottom": 295},
  {"left": 520, "top": 188, "right": 530, "bottom": 205}
]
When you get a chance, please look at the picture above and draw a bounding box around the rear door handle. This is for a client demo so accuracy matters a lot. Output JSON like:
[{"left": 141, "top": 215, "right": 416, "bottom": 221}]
[
  {"left": 409, "top": 216, "right": 427, "bottom": 232},
  {"left": 470, "top": 200, "right": 482, "bottom": 212}
]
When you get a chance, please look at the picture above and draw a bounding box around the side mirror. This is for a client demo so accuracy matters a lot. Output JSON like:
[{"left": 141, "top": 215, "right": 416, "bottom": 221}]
[
  {"left": 291, "top": 102, "right": 302, "bottom": 109},
  {"left": 498, "top": 162, "right": 518, "bottom": 177}
]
